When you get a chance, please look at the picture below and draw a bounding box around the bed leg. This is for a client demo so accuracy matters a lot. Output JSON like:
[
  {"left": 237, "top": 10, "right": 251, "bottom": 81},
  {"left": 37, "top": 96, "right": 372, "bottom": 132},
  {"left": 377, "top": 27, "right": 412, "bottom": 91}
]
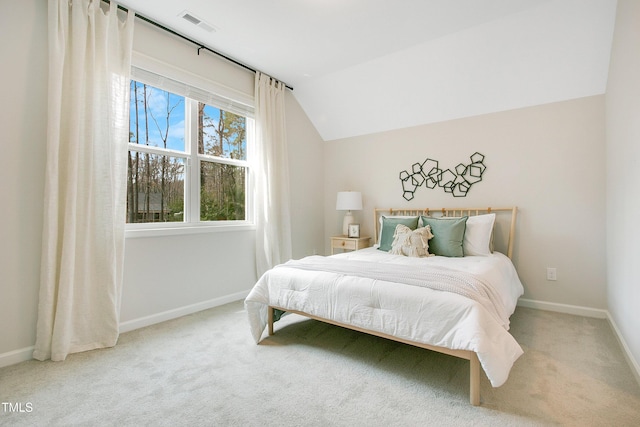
[
  {"left": 470, "top": 353, "right": 480, "bottom": 406},
  {"left": 268, "top": 306, "right": 274, "bottom": 336}
]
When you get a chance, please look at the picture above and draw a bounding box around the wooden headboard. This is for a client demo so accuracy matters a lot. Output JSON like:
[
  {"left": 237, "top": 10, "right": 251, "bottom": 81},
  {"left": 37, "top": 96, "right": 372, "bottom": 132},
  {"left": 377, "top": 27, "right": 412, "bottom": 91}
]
[{"left": 373, "top": 207, "right": 518, "bottom": 259}]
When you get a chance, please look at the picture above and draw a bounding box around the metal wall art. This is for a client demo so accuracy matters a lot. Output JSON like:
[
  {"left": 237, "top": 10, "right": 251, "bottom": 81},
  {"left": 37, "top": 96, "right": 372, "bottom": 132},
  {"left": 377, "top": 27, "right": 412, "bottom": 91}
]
[{"left": 399, "top": 152, "right": 487, "bottom": 200}]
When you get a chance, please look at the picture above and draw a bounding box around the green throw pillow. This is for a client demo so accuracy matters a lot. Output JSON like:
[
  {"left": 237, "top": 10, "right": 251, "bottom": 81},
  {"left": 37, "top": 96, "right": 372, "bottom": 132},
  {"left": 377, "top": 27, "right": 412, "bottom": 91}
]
[
  {"left": 419, "top": 216, "right": 468, "bottom": 257},
  {"left": 378, "top": 216, "right": 419, "bottom": 252}
]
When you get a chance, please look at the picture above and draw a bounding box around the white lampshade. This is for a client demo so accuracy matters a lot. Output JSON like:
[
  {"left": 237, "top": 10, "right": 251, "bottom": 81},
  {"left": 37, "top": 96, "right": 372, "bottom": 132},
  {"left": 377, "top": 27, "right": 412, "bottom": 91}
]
[
  {"left": 336, "top": 192, "right": 362, "bottom": 235},
  {"left": 336, "top": 191, "right": 362, "bottom": 211}
]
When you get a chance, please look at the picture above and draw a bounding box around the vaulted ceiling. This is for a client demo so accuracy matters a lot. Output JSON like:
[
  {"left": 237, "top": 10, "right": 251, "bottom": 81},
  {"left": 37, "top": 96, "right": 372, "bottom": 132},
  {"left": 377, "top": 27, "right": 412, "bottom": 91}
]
[{"left": 117, "top": 0, "right": 618, "bottom": 141}]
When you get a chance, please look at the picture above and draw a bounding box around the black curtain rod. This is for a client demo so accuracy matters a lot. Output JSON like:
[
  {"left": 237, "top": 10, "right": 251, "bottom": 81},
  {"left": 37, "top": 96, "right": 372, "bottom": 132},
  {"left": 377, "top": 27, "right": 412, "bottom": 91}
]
[{"left": 103, "top": 0, "right": 293, "bottom": 90}]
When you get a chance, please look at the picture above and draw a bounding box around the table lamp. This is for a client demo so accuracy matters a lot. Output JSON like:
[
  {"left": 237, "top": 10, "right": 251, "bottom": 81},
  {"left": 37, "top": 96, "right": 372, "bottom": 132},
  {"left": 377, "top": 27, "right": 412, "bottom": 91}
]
[{"left": 336, "top": 191, "right": 362, "bottom": 236}]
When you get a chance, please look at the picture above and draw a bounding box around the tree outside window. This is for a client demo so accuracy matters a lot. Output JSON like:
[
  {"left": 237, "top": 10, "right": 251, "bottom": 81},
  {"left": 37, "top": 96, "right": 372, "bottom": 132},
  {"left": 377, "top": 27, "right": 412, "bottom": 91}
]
[{"left": 127, "top": 80, "right": 249, "bottom": 224}]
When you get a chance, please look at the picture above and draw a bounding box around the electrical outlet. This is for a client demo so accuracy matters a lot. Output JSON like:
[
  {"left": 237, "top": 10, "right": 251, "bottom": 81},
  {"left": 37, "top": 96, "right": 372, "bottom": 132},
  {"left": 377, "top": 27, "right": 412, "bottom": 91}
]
[{"left": 546, "top": 267, "right": 557, "bottom": 281}]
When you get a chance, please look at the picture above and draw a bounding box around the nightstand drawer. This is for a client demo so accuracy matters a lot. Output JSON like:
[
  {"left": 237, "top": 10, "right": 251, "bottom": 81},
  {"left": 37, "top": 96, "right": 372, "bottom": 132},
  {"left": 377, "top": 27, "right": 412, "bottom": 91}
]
[
  {"left": 333, "top": 239, "right": 357, "bottom": 250},
  {"left": 330, "top": 236, "right": 371, "bottom": 255}
]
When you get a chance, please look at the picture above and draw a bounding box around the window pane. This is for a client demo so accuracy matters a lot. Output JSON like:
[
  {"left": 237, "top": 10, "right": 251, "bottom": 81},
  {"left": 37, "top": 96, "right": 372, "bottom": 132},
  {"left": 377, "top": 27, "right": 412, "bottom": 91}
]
[
  {"left": 130, "top": 81, "right": 185, "bottom": 152},
  {"left": 200, "top": 161, "right": 246, "bottom": 221},
  {"left": 198, "top": 103, "right": 247, "bottom": 160},
  {"left": 127, "top": 152, "right": 185, "bottom": 223}
]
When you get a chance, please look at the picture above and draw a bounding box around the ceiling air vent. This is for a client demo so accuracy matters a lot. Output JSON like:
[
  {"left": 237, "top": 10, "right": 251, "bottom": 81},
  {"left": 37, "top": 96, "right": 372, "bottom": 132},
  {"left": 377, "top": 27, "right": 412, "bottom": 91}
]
[{"left": 178, "top": 11, "right": 216, "bottom": 33}]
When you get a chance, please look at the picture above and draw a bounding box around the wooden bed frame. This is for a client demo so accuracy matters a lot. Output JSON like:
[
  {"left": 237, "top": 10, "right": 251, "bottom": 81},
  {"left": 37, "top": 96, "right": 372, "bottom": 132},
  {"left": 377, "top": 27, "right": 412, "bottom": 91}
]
[{"left": 267, "top": 207, "right": 518, "bottom": 406}]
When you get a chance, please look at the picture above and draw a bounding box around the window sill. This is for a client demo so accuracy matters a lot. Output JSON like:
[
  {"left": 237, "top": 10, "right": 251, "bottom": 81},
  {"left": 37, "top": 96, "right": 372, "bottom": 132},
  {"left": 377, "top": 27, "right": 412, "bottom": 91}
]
[{"left": 125, "top": 222, "right": 255, "bottom": 239}]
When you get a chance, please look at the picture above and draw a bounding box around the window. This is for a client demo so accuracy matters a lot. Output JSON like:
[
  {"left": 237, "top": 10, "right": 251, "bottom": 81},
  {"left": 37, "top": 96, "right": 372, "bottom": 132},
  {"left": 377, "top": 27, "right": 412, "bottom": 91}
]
[{"left": 126, "top": 69, "right": 254, "bottom": 230}]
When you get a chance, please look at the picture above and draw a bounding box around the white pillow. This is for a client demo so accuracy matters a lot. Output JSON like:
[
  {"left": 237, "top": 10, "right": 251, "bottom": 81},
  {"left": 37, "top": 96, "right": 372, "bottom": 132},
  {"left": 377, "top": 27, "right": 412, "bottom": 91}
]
[
  {"left": 463, "top": 213, "right": 496, "bottom": 256},
  {"left": 389, "top": 224, "right": 434, "bottom": 257}
]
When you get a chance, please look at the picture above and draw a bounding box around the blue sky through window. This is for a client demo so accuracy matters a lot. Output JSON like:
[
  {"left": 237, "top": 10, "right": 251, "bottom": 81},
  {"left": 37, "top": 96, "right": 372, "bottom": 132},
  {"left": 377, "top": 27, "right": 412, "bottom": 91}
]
[
  {"left": 129, "top": 81, "right": 186, "bottom": 152},
  {"left": 129, "top": 81, "right": 244, "bottom": 159}
]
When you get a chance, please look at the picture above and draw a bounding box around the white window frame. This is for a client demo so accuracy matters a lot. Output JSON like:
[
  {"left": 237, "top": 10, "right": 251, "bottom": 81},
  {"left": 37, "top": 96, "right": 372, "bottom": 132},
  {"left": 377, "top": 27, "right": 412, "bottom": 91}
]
[{"left": 125, "top": 55, "right": 255, "bottom": 238}]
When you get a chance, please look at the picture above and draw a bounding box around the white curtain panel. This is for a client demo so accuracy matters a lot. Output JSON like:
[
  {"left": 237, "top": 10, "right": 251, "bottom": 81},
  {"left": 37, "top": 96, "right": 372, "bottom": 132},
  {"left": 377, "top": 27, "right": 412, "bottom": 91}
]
[
  {"left": 34, "top": 0, "right": 134, "bottom": 361},
  {"left": 253, "top": 72, "right": 292, "bottom": 277}
]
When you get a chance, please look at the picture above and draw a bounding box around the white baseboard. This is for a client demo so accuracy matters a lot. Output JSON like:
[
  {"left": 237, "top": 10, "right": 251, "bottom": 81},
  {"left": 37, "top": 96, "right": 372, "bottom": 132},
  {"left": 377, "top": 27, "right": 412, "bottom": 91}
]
[
  {"left": 0, "top": 290, "right": 250, "bottom": 368},
  {"left": 606, "top": 312, "right": 640, "bottom": 388},
  {"left": 518, "top": 298, "right": 640, "bottom": 387},
  {"left": 0, "top": 346, "right": 35, "bottom": 369},
  {"left": 517, "top": 298, "right": 608, "bottom": 318},
  {"left": 119, "top": 290, "right": 250, "bottom": 333}
]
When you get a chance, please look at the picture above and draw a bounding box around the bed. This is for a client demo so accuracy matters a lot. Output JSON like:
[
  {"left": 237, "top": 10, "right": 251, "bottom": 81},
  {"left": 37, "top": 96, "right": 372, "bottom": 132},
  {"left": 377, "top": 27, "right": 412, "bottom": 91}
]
[{"left": 245, "top": 207, "right": 524, "bottom": 405}]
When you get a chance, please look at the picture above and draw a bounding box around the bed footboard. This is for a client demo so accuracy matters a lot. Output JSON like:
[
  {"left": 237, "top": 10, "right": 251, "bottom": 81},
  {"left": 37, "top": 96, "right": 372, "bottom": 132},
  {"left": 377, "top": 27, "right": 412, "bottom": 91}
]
[{"left": 266, "top": 306, "right": 481, "bottom": 406}]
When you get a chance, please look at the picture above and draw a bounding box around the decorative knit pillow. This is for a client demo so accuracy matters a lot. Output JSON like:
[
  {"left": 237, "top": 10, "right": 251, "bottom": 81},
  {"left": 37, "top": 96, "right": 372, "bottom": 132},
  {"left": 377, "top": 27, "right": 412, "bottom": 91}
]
[
  {"left": 389, "top": 224, "right": 434, "bottom": 257},
  {"left": 378, "top": 216, "right": 420, "bottom": 252}
]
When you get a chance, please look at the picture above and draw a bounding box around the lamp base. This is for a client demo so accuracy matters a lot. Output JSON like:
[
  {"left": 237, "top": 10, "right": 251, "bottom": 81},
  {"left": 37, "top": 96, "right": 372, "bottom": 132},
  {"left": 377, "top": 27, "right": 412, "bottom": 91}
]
[{"left": 343, "top": 211, "right": 354, "bottom": 236}]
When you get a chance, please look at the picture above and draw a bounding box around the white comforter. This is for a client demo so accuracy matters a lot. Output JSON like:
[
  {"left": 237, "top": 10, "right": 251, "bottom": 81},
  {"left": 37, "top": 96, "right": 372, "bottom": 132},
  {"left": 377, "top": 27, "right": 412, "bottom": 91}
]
[{"left": 245, "top": 247, "right": 524, "bottom": 387}]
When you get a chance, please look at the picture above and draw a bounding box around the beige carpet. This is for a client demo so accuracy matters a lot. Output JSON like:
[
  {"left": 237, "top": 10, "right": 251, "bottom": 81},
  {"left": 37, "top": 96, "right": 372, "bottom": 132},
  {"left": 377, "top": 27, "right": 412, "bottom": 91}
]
[{"left": 1, "top": 302, "right": 639, "bottom": 426}]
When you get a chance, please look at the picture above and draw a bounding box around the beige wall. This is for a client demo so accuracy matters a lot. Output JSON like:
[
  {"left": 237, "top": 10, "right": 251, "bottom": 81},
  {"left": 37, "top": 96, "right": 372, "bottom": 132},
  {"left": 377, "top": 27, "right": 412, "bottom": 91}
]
[
  {"left": 0, "top": 0, "right": 48, "bottom": 357},
  {"left": 286, "top": 94, "right": 326, "bottom": 258},
  {"left": 324, "top": 96, "right": 607, "bottom": 309},
  {"left": 605, "top": 0, "right": 640, "bottom": 375}
]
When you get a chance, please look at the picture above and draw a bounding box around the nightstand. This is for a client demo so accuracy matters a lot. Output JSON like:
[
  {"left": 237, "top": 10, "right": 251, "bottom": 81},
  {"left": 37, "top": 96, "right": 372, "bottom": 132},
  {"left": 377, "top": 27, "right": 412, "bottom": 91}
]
[{"left": 330, "top": 236, "right": 371, "bottom": 255}]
